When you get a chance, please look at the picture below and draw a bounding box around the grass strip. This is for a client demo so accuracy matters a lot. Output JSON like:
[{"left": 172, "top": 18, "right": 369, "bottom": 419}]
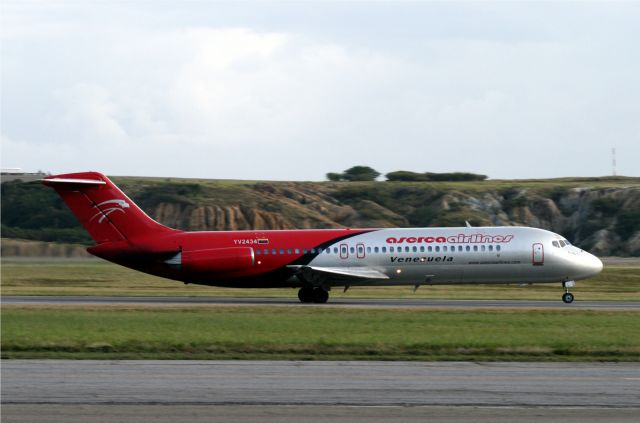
[
  {"left": 2, "top": 260, "right": 639, "bottom": 300},
  {"left": 2, "top": 306, "right": 639, "bottom": 361}
]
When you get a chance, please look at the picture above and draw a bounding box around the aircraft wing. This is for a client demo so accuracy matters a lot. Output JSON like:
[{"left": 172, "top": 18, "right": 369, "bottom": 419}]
[{"left": 288, "top": 265, "right": 389, "bottom": 283}]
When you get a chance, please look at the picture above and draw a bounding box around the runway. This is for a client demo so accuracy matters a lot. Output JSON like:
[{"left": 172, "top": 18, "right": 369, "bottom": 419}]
[
  {"left": 3, "top": 295, "right": 640, "bottom": 309},
  {"left": 2, "top": 361, "right": 639, "bottom": 422}
]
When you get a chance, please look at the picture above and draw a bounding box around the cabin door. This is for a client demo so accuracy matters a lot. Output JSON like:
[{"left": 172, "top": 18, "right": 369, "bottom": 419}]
[{"left": 532, "top": 243, "right": 544, "bottom": 266}]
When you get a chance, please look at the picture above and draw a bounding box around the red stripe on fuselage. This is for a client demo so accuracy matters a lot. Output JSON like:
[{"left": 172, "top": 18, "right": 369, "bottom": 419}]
[
  {"left": 176, "top": 229, "right": 375, "bottom": 277},
  {"left": 92, "top": 228, "right": 376, "bottom": 285}
]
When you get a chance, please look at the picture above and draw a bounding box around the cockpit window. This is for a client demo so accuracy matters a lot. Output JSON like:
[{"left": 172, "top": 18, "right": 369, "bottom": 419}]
[
  {"left": 552, "top": 241, "right": 559, "bottom": 248},
  {"left": 559, "top": 240, "right": 566, "bottom": 247},
  {"left": 563, "top": 239, "right": 571, "bottom": 246}
]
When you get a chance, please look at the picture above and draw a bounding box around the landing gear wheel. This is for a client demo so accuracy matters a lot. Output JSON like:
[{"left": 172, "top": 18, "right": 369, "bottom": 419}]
[
  {"left": 312, "top": 288, "right": 329, "bottom": 304},
  {"left": 562, "top": 292, "right": 574, "bottom": 304},
  {"left": 298, "top": 287, "right": 314, "bottom": 303}
]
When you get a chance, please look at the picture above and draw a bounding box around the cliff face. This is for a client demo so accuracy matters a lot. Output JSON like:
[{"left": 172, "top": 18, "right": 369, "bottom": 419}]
[
  {"left": 2, "top": 177, "right": 639, "bottom": 256},
  {"left": 135, "top": 181, "right": 640, "bottom": 256}
]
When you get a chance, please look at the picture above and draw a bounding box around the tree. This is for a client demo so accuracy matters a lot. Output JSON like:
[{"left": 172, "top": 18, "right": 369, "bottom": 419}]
[
  {"left": 385, "top": 170, "right": 488, "bottom": 182},
  {"left": 342, "top": 166, "right": 381, "bottom": 181},
  {"left": 385, "top": 171, "right": 429, "bottom": 182},
  {"left": 326, "top": 172, "right": 344, "bottom": 182}
]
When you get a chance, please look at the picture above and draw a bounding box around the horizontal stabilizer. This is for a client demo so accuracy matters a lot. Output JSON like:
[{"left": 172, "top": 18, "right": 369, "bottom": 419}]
[{"left": 41, "top": 178, "right": 106, "bottom": 185}]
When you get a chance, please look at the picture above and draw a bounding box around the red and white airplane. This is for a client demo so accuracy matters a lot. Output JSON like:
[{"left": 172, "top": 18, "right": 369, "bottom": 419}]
[{"left": 43, "top": 172, "right": 603, "bottom": 304}]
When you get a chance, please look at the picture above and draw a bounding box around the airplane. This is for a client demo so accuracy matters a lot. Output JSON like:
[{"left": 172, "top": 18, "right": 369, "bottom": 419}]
[{"left": 42, "top": 172, "right": 603, "bottom": 304}]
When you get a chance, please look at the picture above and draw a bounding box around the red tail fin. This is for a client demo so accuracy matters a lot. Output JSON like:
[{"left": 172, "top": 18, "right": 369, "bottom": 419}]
[{"left": 42, "top": 172, "right": 175, "bottom": 244}]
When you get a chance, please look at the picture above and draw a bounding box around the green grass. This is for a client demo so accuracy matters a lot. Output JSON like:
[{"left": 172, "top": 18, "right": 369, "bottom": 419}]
[
  {"left": 2, "top": 306, "right": 639, "bottom": 361},
  {"left": 1, "top": 259, "right": 639, "bottom": 300}
]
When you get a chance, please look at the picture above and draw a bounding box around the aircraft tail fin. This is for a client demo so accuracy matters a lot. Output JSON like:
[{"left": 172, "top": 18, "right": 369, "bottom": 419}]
[{"left": 42, "top": 172, "right": 175, "bottom": 244}]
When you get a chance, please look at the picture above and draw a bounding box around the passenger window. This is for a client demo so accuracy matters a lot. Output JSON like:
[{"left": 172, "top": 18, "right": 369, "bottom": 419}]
[
  {"left": 466, "top": 246, "right": 470, "bottom": 252},
  {"left": 264, "top": 249, "right": 269, "bottom": 255},
  {"left": 412, "top": 246, "right": 417, "bottom": 252},
  {"left": 295, "top": 248, "right": 300, "bottom": 254},
  {"left": 428, "top": 246, "right": 433, "bottom": 252},
  {"left": 390, "top": 247, "right": 395, "bottom": 253},
  {"left": 420, "top": 246, "right": 425, "bottom": 252},
  {"left": 435, "top": 246, "right": 440, "bottom": 252},
  {"left": 374, "top": 246, "right": 379, "bottom": 253},
  {"left": 443, "top": 246, "right": 448, "bottom": 252},
  {"left": 310, "top": 248, "right": 316, "bottom": 254},
  {"left": 405, "top": 246, "right": 410, "bottom": 253},
  {"left": 303, "top": 248, "right": 308, "bottom": 254},
  {"left": 458, "top": 246, "right": 463, "bottom": 252},
  {"left": 496, "top": 245, "right": 501, "bottom": 252},
  {"left": 350, "top": 247, "right": 355, "bottom": 254},
  {"left": 367, "top": 247, "right": 371, "bottom": 253},
  {"left": 256, "top": 249, "right": 261, "bottom": 255},
  {"left": 481, "top": 245, "right": 486, "bottom": 252},
  {"left": 382, "top": 247, "right": 387, "bottom": 253},
  {"left": 334, "top": 247, "right": 338, "bottom": 254},
  {"left": 272, "top": 249, "right": 277, "bottom": 255},
  {"left": 287, "top": 249, "right": 292, "bottom": 254},
  {"left": 488, "top": 245, "right": 493, "bottom": 252},
  {"left": 280, "top": 249, "right": 285, "bottom": 255}
]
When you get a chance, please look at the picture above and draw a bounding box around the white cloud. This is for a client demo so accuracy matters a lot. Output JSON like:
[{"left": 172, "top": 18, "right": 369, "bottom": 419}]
[{"left": 1, "top": 2, "right": 639, "bottom": 179}]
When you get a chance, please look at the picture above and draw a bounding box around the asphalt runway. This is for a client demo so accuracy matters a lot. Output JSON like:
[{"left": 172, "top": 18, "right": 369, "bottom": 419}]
[
  {"left": 2, "top": 295, "right": 639, "bottom": 310},
  {"left": 2, "top": 361, "right": 639, "bottom": 422}
]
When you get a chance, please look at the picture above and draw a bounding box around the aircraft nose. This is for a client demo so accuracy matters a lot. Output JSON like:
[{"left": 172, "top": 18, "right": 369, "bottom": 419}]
[
  {"left": 564, "top": 251, "right": 603, "bottom": 280},
  {"left": 584, "top": 253, "right": 603, "bottom": 278}
]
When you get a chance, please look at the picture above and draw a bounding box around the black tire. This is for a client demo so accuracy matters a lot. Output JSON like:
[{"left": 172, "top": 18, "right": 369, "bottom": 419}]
[
  {"left": 298, "top": 288, "right": 314, "bottom": 303},
  {"left": 562, "top": 292, "right": 574, "bottom": 304},
  {"left": 312, "top": 288, "right": 329, "bottom": 304}
]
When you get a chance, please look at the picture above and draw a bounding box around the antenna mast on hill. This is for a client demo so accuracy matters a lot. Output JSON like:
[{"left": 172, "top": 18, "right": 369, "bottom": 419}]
[{"left": 612, "top": 147, "right": 617, "bottom": 176}]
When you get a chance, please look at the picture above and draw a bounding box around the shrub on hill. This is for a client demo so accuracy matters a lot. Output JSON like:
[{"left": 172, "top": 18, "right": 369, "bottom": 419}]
[
  {"left": 1, "top": 180, "right": 91, "bottom": 244},
  {"left": 386, "top": 171, "right": 487, "bottom": 182},
  {"left": 326, "top": 166, "right": 381, "bottom": 181}
]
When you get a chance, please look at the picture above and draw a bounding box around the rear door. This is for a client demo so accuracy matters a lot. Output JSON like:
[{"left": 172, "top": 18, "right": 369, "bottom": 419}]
[{"left": 340, "top": 243, "right": 349, "bottom": 259}]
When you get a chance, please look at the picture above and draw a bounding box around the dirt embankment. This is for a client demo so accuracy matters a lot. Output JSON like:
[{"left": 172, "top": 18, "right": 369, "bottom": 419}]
[{"left": 1, "top": 238, "right": 92, "bottom": 258}]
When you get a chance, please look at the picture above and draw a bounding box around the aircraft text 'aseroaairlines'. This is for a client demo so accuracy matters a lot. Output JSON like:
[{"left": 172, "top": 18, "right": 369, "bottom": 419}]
[{"left": 385, "top": 234, "right": 514, "bottom": 244}]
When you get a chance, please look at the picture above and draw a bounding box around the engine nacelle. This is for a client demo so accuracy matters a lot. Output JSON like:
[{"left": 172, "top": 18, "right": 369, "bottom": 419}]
[{"left": 179, "top": 247, "right": 255, "bottom": 273}]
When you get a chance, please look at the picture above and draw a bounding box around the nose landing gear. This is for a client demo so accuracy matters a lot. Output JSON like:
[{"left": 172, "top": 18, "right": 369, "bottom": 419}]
[{"left": 562, "top": 280, "right": 576, "bottom": 304}]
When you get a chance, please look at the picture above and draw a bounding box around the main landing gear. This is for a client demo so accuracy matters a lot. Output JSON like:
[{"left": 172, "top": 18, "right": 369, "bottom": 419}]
[
  {"left": 298, "top": 287, "right": 329, "bottom": 304},
  {"left": 562, "top": 280, "right": 576, "bottom": 304}
]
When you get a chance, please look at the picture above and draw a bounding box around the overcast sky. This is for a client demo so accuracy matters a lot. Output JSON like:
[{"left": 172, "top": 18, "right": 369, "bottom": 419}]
[{"left": 2, "top": 1, "right": 639, "bottom": 180}]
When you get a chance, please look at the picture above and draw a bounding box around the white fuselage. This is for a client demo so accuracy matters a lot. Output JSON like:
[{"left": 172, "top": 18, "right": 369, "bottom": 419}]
[{"left": 302, "top": 227, "right": 603, "bottom": 286}]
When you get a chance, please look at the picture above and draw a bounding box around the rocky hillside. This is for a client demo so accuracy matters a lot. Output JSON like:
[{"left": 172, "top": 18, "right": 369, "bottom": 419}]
[{"left": 2, "top": 176, "right": 639, "bottom": 256}]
